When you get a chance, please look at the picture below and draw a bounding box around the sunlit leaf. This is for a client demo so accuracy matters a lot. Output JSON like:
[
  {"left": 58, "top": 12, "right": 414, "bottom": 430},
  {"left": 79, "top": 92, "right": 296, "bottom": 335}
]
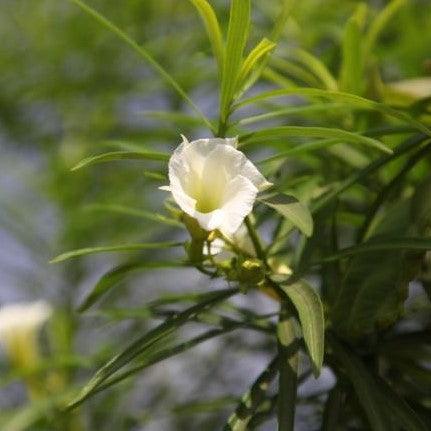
[
  {"left": 280, "top": 280, "right": 324, "bottom": 376},
  {"left": 240, "top": 125, "right": 392, "bottom": 154},
  {"left": 237, "top": 38, "right": 276, "bottom": 90},
  {"left": 235, "top": 87, "right": 431, "bottom": 137},
  {"left": 220, "top": 0, "right": 250, "bottom": 122},
  {"left": 188, "top": 0, "right": 224, "bottom": 73},
  {"left": 339, "top": 3, "right": 367, "bottom": 95},
  {"left": 260, "top": 193, "right": 313, "bottom": 237},
  {"left": 293, "top": 48, "right": 338, "bottom": 90}
]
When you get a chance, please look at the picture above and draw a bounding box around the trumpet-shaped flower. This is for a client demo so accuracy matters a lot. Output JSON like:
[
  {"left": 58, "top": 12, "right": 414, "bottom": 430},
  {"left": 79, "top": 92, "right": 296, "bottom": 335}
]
[
  {"left": 0, "top": 301, "right": 52, "bottom": 370},
  {"left": 0, "top": 301, "right": 52, "bottom": 342},
  {"left": 161, "top": 136, "right": 271, "bottom": 234}
]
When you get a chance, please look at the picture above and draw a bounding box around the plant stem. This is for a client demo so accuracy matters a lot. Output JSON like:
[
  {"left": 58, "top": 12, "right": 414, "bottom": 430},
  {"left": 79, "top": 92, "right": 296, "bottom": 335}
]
[
  {"left": 277, "top": 301, "right": 299, "bottom": 431},
  {"left": 244, "top": 215, "right": 267, "bottom": 266}
]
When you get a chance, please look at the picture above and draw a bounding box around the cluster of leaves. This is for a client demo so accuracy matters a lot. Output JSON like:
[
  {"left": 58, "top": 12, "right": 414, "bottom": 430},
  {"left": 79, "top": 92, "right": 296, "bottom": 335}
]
[{"left": 1, "top": 0, "right": 431, "bottom": 430}]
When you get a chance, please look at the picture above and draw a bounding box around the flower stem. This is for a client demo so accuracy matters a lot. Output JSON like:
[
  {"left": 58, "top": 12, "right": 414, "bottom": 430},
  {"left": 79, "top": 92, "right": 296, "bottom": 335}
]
[{"left": 244, "top": 216, "right": 268, "bottom": 266}]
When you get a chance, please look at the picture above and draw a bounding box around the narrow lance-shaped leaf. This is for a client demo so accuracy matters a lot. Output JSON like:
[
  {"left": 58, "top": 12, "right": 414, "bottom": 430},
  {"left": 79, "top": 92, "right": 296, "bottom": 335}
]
[
  {"left": 188, "top": 0, "right": 224, "bottom": 74},
  {"left": 78, "top": 261, "right": 189, "bottom": 312},
  {"left": 260, "top": 194, "right": 313, "bottom": 237},
  {"left": 270, "top": 57, "right": 322, "bottom": 87},
  {"left": 240, "top": 126, "right": 392, "bottom": 154},
  {"left": 321, "top": 237, "right": 431, "bottom": 262},
  {"left": 71, "top": 151, "right": 169, "bottom": 171},
  {"left": 237, "top": 38, "right": 276, "bottom": 92},
  {"left": 365, "top": 0, "right": 407, "bottom": 55},
  {"left": 238, "top": 103, "right": 345, "bottom": 127},
  {"left": 220, "top": 0, "right": 251, "bottom": 122},
  {"left": 69, "top": 0, "right": 214, "bottom": 131},
  {"left": 376, "top": 376, "right": 428, "bottom": 431},
  {"left": 329, "top": 336, "right": 394, "bottom": 431},
  {"left": 67, "top": 288, "right": 239, "bottom": 410},
  {"left": 280, "top": 280, "right": 325, "bottom": 376},
  {"left": 312, "top": 134, "right": 430, "bottom": 212},
  {"left": 85, "top": 203, "right": 182, "bottom": 227},
  {"left": 50, "top": 242, "right": 183, "bottom": 264},
  {"left": 339, "top": 3, "right": 367, "bottom": 95},
  {"left": 293, "top": 48, "right": 338, "bottom": 91},
  {"left": 234, "top": 87, "right": 431, "bottom": 137}
]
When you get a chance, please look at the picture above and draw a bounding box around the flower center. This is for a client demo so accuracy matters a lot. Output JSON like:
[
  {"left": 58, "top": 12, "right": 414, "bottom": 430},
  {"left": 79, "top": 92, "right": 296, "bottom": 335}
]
[{"left": 189, "top": 170, "right": 229, "bottom": 214}]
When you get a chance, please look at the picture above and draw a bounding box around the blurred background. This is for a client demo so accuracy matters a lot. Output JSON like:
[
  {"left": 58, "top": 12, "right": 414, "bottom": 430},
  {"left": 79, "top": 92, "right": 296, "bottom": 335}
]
[{"left": 0, "top": 0, "right": 430, "bottom": 429}]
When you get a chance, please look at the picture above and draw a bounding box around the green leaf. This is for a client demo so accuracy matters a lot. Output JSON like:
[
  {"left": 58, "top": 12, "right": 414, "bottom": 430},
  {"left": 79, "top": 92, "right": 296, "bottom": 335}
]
[
  {"left": 96, "top": 329, "right": 236, "bottom": 400},
  {"left": 220, "top": 0, "right": 250, "bottom": 122},
  {"left": 258, "top": 138, "right": 341, "bottom": 165},
  {"left": 234, "top": 87, "right": 431, "bottom": 137},
  {"left": 312, "top": 134, "right": 430, "bottom": 212},
  {"left": 293, "top": 48, "right": 338, "bottom": 91},
  {"left": 365, "top": 0, "right": 407, "bottom": 55},
  {"left": 78, "top": 261, "right": 189, "bottom": 312},
  {"left": 237, "top": 38, "right": 276, "bottom": 90},
  {"left": 376, "top": 377, "right": 428, "bottom": 431},
  {"left": 188, "top": 0, "right": 224, "bottom": 74},
  {"left": 261, "top": 194, "right": 313, "bottom": 237},
  {"left": 237, "top": 103, "right": 345, "bottom": 127},
  {"left": 329, "top": 336, "right": 387, "bottom": 431},
  {"left": 330, "top": 201, "right": 425, "bottom": 338},
  {"left": 238, "top": 0, "right": 294, "bottom": 95},
  {"left": 270, "top": 57, "right": 321, "bottom": 87},
  {"left": 85, "top": 204, "right": 182, "bottom": 227},
  {"left": 50, "top": 242, "right": 183, "bottom": 263},
  {"left": 69, "top": 0, "right": 214, "bottom": 131},
  {"left": 67, "top": 288, "right": 239, "bottom": 410},
  {"left": 322, "top": 237, "right": 431, "bottom": 262},
  {"left": 270, "top": 0, "right": 294, "bottom": 42},
  {"left": 280, "top": 280, "right": 324, "bottom": 376},
  {"left": 339, "top": 4, "right": 367, "bottom": 95},
  {"left": 71, "top": 151, "right": 169, "bottom": 171},
  {"left": 240, "top": 125, "right": 392, "bottom": 154},
  {"left": 322, "top": 386, "right": 344, "bottom": 431}
]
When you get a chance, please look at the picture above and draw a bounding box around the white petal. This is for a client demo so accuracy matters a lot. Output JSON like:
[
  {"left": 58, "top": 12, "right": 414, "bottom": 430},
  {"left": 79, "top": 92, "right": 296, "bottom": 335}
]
[
  {"left": 170, "top": 178, "right": 196, "bottom": 216},
  {"left": 219, "top": 175, "right": 259, "bottom": 234},
  {"left": 239, "top": 158, "right": 273, "bottom": 191},
  {"left": 193, "top": 208, "right": 225, "bottom": 231},
  {"left": 0, "top": 301, "right": 52, "bottom": 341},
  {"left": 159, "top": 185, "right": 171, "bottom": 191}
]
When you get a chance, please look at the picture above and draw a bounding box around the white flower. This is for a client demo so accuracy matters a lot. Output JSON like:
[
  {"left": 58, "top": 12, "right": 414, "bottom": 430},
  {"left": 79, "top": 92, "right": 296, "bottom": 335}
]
[
  {"left": 161, "top": 136, "right": 272, "bottom": 234},
  {"left": 0, "top": 301, "right": 52, "bottom": 345},
  {"left": 205, "top": 224, "right": 256, "bottom": 257}
]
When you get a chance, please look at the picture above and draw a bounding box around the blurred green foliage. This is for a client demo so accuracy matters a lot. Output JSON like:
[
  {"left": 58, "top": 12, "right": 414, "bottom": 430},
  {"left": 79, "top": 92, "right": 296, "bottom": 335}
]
[{"left": 0, "top": 0, "right": 431, "bottom": 430}]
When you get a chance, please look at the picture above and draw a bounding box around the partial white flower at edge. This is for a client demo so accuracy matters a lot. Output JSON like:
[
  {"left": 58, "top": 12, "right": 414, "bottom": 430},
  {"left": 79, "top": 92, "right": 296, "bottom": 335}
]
[
  {"left": 0, "top": 300, "right": 52, "bottom": 372},
  {"left": 160, "top": 136, "right": 272, "bottom": 234},
  {"left": 0, "top": 301, "right": 52, "bottom": 340}
]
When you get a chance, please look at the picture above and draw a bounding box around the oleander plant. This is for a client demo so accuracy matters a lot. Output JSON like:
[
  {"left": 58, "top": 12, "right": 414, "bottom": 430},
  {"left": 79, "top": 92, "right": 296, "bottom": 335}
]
[{"left": 0, "top": 0, "right": 431, "bottom": 430}]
